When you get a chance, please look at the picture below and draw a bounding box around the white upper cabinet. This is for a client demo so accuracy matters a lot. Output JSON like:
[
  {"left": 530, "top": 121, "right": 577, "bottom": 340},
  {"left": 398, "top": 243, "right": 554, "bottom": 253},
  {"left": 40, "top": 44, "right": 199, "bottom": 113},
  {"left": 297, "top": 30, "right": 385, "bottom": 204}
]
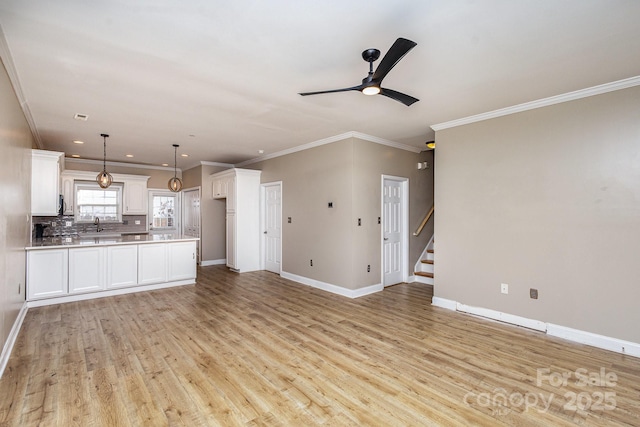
[
  {"left": 123, "top": 176, "right": 148, "bottom": 214},
  {"left": 31, "top": 150, "right": 64, "bottom": 216}
]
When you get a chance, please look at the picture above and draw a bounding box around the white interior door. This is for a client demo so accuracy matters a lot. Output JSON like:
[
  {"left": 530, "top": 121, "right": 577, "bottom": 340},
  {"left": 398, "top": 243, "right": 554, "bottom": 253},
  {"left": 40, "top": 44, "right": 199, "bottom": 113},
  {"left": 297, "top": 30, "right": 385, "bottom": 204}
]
[
  {"left": 262, "top": 182, "right": 282, "bottom": 274},
  {"left": 382, "top": 177, "right": 405, "bottom": 286}
]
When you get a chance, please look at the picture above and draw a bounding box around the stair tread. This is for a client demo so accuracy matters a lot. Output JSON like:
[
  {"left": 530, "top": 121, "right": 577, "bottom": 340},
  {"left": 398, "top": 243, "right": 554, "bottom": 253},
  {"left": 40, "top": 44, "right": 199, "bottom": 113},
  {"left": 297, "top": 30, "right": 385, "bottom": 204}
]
[
  {"left": 421, "top": 259, "right": 434, "bottom": 264},
  {"left": 415, "top": 271, "right": 434, "bottom": 278}
]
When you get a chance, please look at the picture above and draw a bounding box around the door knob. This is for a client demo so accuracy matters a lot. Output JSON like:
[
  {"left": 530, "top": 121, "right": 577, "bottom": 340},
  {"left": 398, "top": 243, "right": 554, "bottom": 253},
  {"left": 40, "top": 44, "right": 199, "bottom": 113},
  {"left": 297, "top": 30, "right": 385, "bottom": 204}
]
[
  {"left": 384, "top": 237, "right": 389, "bottom": 241},
  {"left": 263, "top": 231, "right": 267, "bottom": 234}
]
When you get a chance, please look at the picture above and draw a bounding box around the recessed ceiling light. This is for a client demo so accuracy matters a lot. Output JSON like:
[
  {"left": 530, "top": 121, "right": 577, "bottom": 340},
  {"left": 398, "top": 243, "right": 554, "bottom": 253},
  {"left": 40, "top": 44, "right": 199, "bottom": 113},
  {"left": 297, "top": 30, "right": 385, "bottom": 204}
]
[
  {"left": 181, "top": 154, "right": 189, "bottom": 157},
  {"left": 161, "top": 163, "right": 169, "bottom": 167},
  {"left": 258, "top": 149, "right": 264, "bottom": 154},
  {"left": 125, "top": 154, "right": 134, "bottom": 158},
  {"left": 73, "top": 140, "right": 84, "bottom": 144},
  {"left": 71, "top": 154, "right": 81, "bottom": 158},
  {"left": 73, "top": 113, "right": 89, "bottom": 121}
]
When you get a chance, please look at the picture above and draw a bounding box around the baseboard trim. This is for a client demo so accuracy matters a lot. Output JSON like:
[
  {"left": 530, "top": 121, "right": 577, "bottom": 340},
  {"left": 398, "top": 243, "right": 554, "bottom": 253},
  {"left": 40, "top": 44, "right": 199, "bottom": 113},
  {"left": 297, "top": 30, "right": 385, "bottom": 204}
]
[
  {"left": 281, "top": 271, "right": 383, "bottom": 298},
  {"left": 0, "top": 302, "right": 29, "bottom": 378},
  {"left": 200, "top": 259, "right": 226, "bottom": 267},
  {"left": 432, "top": 297, "right": 640, "bottom": 358},
  {"left": 26, "top": 279, "right": 195, "bottom": 308},
  {"left": 431, "top": 296, "right": 457, "bottom": 311},
  {"left": 457, "top": 302, "right": 547, "bottom": 332},
  {"left": 547, "top": 324, "right": 640, "bottom": 358}
]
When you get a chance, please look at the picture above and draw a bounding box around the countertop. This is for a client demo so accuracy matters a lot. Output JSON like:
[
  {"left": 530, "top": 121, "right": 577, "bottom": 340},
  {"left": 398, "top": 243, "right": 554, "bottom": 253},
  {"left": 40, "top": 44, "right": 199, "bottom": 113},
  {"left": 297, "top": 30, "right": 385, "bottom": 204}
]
[{"left": 26, "top": 233, "right": 199, "bottom": 250}]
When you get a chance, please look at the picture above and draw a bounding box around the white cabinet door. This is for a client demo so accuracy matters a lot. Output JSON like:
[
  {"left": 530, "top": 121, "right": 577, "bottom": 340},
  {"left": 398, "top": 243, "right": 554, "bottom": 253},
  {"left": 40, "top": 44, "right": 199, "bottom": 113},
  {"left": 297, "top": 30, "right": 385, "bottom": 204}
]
[
  {"left": 138, "top": 243, "right": 167, "bottom": 285},
  {"left": 226, "top": 212, "right": 236, "bottom": 269},
  {"left": 69, "top": 247, "right": 106, "bottom": 294},
  {"left": 31, "top": 150, "right": 63, "bottom": 216},
  {"left": 27, "top": 249, "right": 68, "bottom": 300},
  {"left": 61, "top": 174, "right": 75, "bottom": 215},
  {"left": 212, "top": 177, "right": 229, "bottom": 199},
  {"left": 124, "top": 178, "right": 148, "bottom": 214},
  {"left": 167, "top": 241, "right": 196, "bottom": 281},
  {"left": 107, "top": 245, "right": 138, "bottom": 289}
]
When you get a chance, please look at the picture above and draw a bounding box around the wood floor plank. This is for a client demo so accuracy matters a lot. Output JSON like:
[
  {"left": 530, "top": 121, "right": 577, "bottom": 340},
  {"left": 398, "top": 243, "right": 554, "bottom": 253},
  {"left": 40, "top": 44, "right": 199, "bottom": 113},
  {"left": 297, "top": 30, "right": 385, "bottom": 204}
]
[{"left": 2, "top": 265, "right": 640, "bottom": 426}]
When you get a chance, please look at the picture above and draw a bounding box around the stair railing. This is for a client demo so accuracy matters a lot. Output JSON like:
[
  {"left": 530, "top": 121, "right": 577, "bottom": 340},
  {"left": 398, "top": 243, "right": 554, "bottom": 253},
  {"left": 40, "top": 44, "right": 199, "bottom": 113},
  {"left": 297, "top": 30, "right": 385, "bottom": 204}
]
[{"left": 413, "top": 205, "right": 434, "bottom": 236}]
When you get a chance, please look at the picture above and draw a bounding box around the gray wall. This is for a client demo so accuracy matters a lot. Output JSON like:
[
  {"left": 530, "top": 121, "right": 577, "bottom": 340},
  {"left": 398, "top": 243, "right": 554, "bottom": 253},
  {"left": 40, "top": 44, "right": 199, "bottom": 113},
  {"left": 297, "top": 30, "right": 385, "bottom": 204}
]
[
  {"left": 0, "top": 58, "right": 33, "bottom": 353},
  {"left": 434, "top": 85, "right": 640, "bottom": 343},
  {"left": 250, "top": 137, "right": 434, "bottom": 290}
]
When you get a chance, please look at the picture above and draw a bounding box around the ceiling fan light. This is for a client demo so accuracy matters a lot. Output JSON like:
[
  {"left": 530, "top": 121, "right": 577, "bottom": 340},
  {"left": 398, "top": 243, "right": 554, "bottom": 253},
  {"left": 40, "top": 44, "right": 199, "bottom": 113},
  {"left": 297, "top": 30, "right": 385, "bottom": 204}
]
[{"left": 362, "top": 86, "right": 380, "bottom": 96}]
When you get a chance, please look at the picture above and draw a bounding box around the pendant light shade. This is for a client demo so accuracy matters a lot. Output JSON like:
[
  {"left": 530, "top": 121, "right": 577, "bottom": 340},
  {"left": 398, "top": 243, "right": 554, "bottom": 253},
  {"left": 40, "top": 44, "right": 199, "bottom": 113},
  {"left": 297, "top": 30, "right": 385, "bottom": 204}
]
[
  {"left": 96, "top": 133, "right": 113, "bottom": 188},
  {"left": 168, "top": 144, "right": 183, "bottom": 192}
]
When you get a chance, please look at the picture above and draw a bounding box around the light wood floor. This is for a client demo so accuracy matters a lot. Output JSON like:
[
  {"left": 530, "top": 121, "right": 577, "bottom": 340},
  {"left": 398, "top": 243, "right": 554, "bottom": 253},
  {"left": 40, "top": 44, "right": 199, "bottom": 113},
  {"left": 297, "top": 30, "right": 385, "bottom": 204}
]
[{"left": 1, "top": 266, "right": 639, "bottom": 426}]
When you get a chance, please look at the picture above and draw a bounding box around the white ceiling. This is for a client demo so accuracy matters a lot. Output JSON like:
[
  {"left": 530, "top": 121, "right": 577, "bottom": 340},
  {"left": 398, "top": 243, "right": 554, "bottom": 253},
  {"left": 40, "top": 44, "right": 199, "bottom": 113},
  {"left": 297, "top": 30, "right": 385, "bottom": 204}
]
[{"left": 1, "top": 1, "right": 639, "bottom": 169}]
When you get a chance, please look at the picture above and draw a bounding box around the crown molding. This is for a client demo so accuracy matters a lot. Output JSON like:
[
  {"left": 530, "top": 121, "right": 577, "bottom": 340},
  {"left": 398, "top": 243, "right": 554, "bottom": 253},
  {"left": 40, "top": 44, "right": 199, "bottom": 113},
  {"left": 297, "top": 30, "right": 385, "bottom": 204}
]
[
  {"left": 65, "top": 157, "right": 178, "bottom": 172},
  {"left": 235, "top": 131, "right": 421, "bottom": 167},
  {"left": 200, "top": 160, "right": 234, "bottom": 167},
  {"left": 431, "top": 75, "right": 640, "bottom": 132},
  {"left": 0, "top": 24, "right": 43, "bottom": 148}
]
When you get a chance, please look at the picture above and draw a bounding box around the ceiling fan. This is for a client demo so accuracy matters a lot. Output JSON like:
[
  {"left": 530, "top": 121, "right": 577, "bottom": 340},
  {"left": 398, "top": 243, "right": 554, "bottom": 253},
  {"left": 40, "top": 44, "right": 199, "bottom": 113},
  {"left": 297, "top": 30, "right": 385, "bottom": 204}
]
[{"left": 299, "top": 37, "right": 419, "bottom": 106}]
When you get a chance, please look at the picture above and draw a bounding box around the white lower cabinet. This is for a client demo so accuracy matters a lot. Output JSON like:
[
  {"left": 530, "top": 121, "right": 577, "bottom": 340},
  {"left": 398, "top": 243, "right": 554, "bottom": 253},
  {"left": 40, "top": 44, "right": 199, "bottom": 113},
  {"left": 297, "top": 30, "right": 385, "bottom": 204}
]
[
  {"left": 138, "top": 243, "right": 168, "bottom": 285},
  {"left": 69, "top": 247, "right": 107, "bottom": 294},
  {"left": 27, "top": 249, "right": 68, "bottom": 300},
  {"left": 27, "top": 239, "right": 197, "bottom": 303},
  {"left": 107, "top": 245, "right": 138, "bottom": 289},
  {"left": 226, "top": 212, "right": 236, "bottom": 270},
  {"left": 167, "top": 241, "right": 197, "bottom": 281}
]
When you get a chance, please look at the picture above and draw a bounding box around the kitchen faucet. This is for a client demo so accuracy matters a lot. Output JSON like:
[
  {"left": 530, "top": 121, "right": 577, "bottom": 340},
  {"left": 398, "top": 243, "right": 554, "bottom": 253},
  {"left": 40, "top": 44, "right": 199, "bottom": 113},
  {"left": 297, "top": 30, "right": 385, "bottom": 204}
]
[{"left": 94, "top": 217, "right": 103, "bottom": 232}]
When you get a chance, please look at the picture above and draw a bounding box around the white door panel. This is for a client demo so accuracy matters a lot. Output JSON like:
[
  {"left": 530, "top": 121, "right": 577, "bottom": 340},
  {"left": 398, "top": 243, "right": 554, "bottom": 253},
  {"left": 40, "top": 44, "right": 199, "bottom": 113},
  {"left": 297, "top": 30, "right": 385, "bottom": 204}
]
[
  {"left": 383, "top": 178, "right": 405, "bottom": 286},
  {"left": 263, "top": 183, "right": 282, "bottom": 274}
]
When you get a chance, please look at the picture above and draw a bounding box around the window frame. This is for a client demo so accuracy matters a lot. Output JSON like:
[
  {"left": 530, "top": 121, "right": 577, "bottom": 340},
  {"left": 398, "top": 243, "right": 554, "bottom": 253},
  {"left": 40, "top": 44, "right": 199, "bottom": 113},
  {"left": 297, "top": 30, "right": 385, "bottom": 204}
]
[{"left": 74, "top": 181, "right": 124, "bottom": 223}]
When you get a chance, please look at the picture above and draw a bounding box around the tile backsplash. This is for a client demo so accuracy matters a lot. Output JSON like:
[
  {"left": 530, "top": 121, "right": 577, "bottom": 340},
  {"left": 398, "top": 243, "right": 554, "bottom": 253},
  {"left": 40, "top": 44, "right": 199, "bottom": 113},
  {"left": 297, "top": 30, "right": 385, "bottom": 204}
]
[{"left": 32, "top": 215, "right": 147, "bottom": 239}]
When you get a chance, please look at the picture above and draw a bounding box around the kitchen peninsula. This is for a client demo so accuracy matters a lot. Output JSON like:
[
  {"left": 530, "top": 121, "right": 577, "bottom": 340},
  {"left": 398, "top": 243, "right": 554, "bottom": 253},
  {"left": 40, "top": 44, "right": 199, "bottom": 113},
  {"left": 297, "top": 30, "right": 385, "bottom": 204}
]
[{"left": 26, "top": 233, "right": 198, "bottom": 307}]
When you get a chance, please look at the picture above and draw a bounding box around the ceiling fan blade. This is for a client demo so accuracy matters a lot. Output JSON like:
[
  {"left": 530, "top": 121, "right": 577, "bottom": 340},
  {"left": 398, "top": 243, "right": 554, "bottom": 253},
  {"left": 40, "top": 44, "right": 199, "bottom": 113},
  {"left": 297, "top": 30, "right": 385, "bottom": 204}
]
[
  {"left": 379, "top": 88, "right": 419, "bottom": 106},
  {"left": 299, "top": 86, "right": 362, "bottom": 96},
  {"left": 372, "top": 38, "right": 417, "bottom": 83}
]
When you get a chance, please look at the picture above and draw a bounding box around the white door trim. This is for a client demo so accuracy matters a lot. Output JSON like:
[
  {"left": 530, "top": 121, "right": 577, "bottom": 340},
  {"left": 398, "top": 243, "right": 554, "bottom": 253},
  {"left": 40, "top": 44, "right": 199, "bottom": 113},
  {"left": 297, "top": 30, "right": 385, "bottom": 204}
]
[
  {"left": 260, "top": 181, "right": 283, "bottom": 273},
  {"left": 381, "top": 175, "right": 409, "bottom": 286}
]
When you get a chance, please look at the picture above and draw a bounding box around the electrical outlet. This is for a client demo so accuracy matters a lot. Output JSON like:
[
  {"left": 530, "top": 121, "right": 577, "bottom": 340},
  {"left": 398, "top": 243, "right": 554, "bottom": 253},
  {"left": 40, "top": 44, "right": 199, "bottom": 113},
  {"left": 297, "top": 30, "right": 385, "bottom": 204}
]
[
  {"left": 310, "top": 259, "right": 313, "bottom": 266},
  {"left": 288, "top": 217, "right": 292, "bottom": 223},
  {"left": 358, "top": 218, "right": 361, "bottom": 226},
  {"left": 65, "top": 221, "right": 72, "bottom": 227},
  {"left": 328, "top": 202, "right": 333, "bottom": 208},
  {"left": 501, "top": 283, "right": 509, "bottom": 294},
  {"left": 367, "top": 264, "right": 370, "bottom": 272},
  {"left": 135, "top": 220, "right": 141, "bottom": 225},
  {"left": 530, "top": 288, "right": 538, "bottom": 299}
]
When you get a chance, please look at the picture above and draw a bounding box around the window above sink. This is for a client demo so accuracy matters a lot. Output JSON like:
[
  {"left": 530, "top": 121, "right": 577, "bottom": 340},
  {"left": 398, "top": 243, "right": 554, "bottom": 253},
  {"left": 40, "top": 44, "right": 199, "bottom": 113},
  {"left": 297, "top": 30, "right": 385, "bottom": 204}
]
[{"left": 74, "top": 181, "right": 123, "bottom": 223}]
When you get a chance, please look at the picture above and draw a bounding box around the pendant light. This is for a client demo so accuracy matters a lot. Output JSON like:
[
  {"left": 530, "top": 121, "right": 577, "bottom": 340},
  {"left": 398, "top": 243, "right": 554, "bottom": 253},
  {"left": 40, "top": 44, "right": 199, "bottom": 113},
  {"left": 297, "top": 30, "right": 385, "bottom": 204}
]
[
  {"left": 96, "top": 133, "right": 113, "bottom": 188},
  {"left": 168, "top": 144, "right": 183, "bottom": 192}
]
